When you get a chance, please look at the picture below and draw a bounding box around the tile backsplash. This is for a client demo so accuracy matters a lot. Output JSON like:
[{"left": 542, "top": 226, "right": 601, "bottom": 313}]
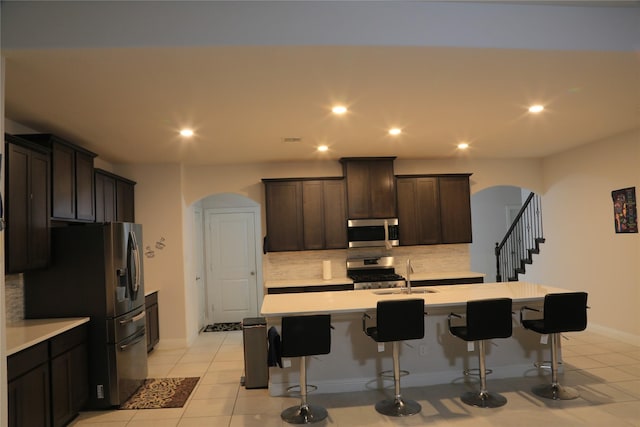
[
  {"left": 5, "top": 273, "right": 25, "bottom": 322},
  {"left": 263, "top": 244, "right": 471, "bottom": 282}
]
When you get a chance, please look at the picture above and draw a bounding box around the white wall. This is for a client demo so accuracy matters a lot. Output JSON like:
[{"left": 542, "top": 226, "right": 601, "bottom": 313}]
[
  {"left": 524, "top": 129, "right": 640, "bottom": 342},
  {"left": 115, "top": 163, "right": 188, "bottom": 348}
]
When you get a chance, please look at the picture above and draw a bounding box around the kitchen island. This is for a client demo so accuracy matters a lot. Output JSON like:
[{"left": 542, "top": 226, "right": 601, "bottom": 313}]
[{"left": 261, "top": 281, "right": 576, "bottom": 396}]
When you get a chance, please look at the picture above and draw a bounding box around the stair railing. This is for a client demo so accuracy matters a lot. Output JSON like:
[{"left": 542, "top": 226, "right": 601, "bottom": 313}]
[{"left": 495, "top": 192, "right": 544, "bottom": 282}]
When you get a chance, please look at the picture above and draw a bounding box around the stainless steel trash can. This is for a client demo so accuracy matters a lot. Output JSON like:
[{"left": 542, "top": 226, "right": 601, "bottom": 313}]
[{"left": 242, "top": 317, "right": 268, "bottom": 389}]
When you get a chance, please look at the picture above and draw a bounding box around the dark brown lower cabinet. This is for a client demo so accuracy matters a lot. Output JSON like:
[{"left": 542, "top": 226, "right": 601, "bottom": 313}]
[
  {"left": 7, "top": 325, "right": 88, "bottom": 427},
  {"left": 146, "top": 292, "right": 160, "bottom": 352},
  {"left": 8, "top": 363, "right": 51, "bottom": 427},
  {"left": 50, "top": 326, "right": 89, "bottom": 427},
  {"left": 7, "top": 342, "right": 51, "bottom": 427}
]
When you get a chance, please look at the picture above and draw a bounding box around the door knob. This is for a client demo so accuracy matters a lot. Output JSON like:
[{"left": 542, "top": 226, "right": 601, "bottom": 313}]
[{"left": 250, "top": 271, "right": 255, "bottom": 276}]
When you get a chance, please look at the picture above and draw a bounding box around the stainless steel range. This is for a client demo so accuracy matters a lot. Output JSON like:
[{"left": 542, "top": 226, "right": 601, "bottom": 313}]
[{"left": 347, "top": 256, "right": 406, "bottom": 290}]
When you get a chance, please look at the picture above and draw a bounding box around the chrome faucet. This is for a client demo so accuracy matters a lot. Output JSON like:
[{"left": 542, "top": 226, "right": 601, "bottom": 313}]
[{"left": 405, "top": 259, "right": 414, "bottom": 294}]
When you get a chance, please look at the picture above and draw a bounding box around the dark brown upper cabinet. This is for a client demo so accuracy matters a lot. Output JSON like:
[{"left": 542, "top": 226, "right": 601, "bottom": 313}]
[
  {"left": 5, "top": 135, "right": 51, "bottom": 273},
  {"left": 263, "top": 179, "right": 304, "bottom": 252},
  {"left": 302, "top": 179, "right": 347, "bottom": 250},
  {"left": 396, "top": 174, "right": 472, "bottom": 245},
  {"left": 341, "top": 157, "right": 396, "bottom": 219},
  {"left": 263, "top": 178, "right": 347, "bottom": 252},
  {"left": 17, "top": 134, "right": 97, "bottom": 222},
  {"left": 95, "top": 169, "right": 136, "bottom": 223}
]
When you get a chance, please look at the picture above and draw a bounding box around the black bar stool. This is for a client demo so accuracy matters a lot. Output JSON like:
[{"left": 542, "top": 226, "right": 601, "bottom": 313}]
[
  {"left": 362, "top": 298, "right": 425, "bottom": 417},
  {"left": 448, "top": 298, "right": 513, "bottom": 408},
  {"left": 520, "top": 292, "right": 588, "bottom": 400},
  {"left": 280, "top": 314, "right": 332, "bottom": 424}
]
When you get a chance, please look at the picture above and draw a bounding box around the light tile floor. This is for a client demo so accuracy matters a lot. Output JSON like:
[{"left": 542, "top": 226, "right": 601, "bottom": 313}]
[{"left": 71, "top": 329, "right": 640, "bottom": 426}]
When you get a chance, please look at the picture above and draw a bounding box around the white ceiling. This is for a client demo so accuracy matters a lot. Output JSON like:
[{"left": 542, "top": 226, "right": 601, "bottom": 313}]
[{"left": 3, "top": 1, "right": 639, "bottom": 166}]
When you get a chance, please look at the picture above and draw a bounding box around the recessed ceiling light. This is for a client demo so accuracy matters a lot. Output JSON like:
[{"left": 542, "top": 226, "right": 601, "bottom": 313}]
[
  {"left": 317, "top": 145, "right": 329, "bottom": 152},
  {"left": 332, "top": 105, "right": 347, "bottom": 115},
  {"left": 457, "top": 142, "right": 469, "bottom": 150},
  {"left": 179, "top": 129, "right": 194, "bottom": 137},
  {"left": 528, "top": 105, "right": 544, "bottom": 113},
  {"left": 388, "top": 128, "right": 402, "bottom": 136}
]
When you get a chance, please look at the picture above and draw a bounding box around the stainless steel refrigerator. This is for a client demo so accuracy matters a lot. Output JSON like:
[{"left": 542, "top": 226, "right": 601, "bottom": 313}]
[{"left": 25, "top": 222, "right": 148, "bottom": 409}]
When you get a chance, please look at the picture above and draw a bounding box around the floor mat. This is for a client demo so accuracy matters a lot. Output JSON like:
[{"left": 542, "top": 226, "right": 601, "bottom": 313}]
[
  {"left": 203, "top": 322, "right": 242, "bottom": 332},
  {"left": 120, "top": 377, "right": 199, "bottom": 409}
]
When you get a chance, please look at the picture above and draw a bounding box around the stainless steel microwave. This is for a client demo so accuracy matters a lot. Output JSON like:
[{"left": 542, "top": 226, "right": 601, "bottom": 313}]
[{"left": 347, "top": 218, "right": 399, "bottom": 248}]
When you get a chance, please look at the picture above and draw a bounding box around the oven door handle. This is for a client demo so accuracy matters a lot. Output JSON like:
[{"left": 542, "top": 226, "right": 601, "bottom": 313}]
[
  {"left": 119, "top": 310, "right": 146, "bottom": 325},
  {"left": 119, "top": 329, "right": 146, "bottom": 351}
]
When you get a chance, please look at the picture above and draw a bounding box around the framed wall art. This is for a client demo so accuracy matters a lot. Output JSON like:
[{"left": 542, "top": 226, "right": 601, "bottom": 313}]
[{"left": 611, "top": 187, "right": 637, "bottom": 233}]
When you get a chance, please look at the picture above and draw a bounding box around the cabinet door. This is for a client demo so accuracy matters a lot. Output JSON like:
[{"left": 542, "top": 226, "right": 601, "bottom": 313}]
[
  {"left": 397, "top": 178, "right": 419, "bottom": 246},
  {"left": 6, "top": 143, "right": 50, "bottom": 273},
  {"left": 95, "top": 172, "right": 117, "bottom": 223},
  {"left": 415, "top": 177, "right": 441, "bottom": 244},
  {"left": 323, "top": 180, "right": 348, "bottom": 249},
  {"left": 146, "top": 303, "right": 160, "bottom": 352},
  {"left": 397, "top": 177, "right": 440, "bottom": 245},
  {"left": 8, "top": 364, "right": 51, "bottom": 427},
  {"left": 70, "top": 343, "right": 89, "bottom": 416},
  {"left": 51, "top": 351, "right": 73, "bottom": 427},
  {"left": 75, "top": 151, "right": 95, "bottom": 221},
  {"left": 6, "top": 143, "right": 31, "bottom": 272},
  {"left": 439, "top": 176, "right": 472, "bottom": 243},
  {"left": 344, "top": 159, "right": 396, "bottom": 219},
  {"left": 264, "top": 181, "right": 304, "bottom": 251},
  {"left": 51, "top": 143, "right": 76, "bottom": 219},
  {"left": 344, "top": 161, "right": 370, "bottom": 219},
  {"left": 30, "top": 151, "right": 51, "bottom": 268},
  {"left": 368, "top": 160, "right": 396, "bottom": 218},
  {"left": 302, "top": 181, "right": 325, "bottom": 250},
  {"left": 116, "top": 180, "right": 135, "bottom": 222}
]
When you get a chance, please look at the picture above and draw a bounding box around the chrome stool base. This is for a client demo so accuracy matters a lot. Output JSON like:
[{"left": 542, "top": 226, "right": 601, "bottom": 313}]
[
  {"left": 532, "top": 383, "right": 580, "bottom": 400},
  {"left": 375, "top": 397, "right": 421, "bottom": 417},
  {"left": 461, "top": 390, "right": 507, "bottom": 408},
  {"left": 281, "top": 404, "right": 328, "bottom": 424}
]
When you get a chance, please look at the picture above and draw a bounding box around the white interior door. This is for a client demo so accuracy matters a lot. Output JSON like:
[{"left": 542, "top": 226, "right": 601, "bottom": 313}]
[
  {"left": 194, "top": 207, "right": 207, "bottom": 330},
  {"left": 205, "top": 210, "right": 258, "bottom": 323}
]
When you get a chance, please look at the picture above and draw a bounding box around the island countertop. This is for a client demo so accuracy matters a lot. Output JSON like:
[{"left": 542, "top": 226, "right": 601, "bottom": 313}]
[
  {"left": 6, "top": 317, "right": 91, "bottom": 356},
  {"left": 263, "top": 271, "right": 484, "bottom": 289},
  {"left": 260, "top": 281, "right": 570, "bottom": 317}
]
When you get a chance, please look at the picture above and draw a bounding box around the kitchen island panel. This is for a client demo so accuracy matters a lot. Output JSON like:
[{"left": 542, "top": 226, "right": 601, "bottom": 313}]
[{"left": 262, "top": 282, "right": 576, "bottom": 396}]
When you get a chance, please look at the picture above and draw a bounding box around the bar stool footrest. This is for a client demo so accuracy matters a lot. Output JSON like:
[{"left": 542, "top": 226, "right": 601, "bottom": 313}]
[
  {"left": 463, "top": 368, "right": 493, "bottom": 377},
  {"left": 375, "top": 397, "right": 421, "bottom": 417},
  {"left": 281, "top": 404, "right": 328, "bottom": 424},
  {"left": 286, "top": 384, "right": 319, "bottom": 396},
  {"left": 461, "top": 390, "right": 507, "bottom": 408},
  {"left": 379, "top": 369, "right": 409, "bottom": 379}
]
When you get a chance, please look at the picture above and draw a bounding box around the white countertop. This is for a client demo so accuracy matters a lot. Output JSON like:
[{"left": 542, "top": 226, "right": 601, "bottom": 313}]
[
  {"left": 264, "top": 271, "right": 484, "bottom": 288},
  {"left": 6, "top": 317, "right": 91, "bottom": 356},
  {"left": 260, "top": 281, "right": 571, "bottom": 317},
  {"left": 409, "top": 271, "right": 485, "bottom": 281},
  {"left": 264, "top": 278, "right": 353, "bottom": 288}
]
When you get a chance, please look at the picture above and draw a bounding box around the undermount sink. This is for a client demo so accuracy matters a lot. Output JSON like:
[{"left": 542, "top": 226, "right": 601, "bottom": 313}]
[{"left": 372, "top": 288, "right": 437, "bottom": 295}]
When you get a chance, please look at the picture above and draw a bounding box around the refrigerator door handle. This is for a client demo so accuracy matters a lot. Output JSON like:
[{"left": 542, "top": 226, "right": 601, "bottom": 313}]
[
  {"left": 119, "top": 310, "right": 146, "bottom": 325},
  {"left": 128, "top": 230, "right": 141, "bottom": 294},
  {"left": 119, "top": 329, "right": 146, "bottom": 351}
]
